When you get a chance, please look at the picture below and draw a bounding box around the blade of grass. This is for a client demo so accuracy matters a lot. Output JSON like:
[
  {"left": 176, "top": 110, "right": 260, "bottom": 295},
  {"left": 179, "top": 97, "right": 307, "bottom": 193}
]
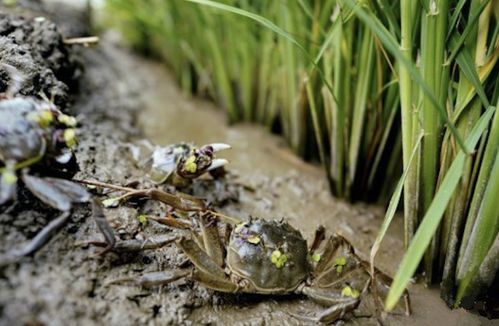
[
  {"left": 370, "top": 132, "right": 424, "bottom": 273},
  {"left": 456, "top": 148, "right": 499, "bottom": 305},
  {"left": 342, "top": 0, "right": 468, "bottom": 154},
  {"left": 385, "top": 105, "right": 496, "bottom": 311}
]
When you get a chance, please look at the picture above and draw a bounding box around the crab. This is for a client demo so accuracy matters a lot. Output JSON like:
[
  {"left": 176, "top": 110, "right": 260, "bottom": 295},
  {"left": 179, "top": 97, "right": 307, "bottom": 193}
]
[
  {"left": 128, "top": 140, "right": 230, "bottom": 188},
  {"left": 82, "top": 183, "right": 410, "bottom": 324},
  {"left": 0, "top": 63, "right": 91, "bottom": 258}
]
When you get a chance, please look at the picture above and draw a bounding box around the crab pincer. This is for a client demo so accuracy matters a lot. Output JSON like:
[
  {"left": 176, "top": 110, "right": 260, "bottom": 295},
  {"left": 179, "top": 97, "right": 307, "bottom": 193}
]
[
  {"left": 176, "top": 143, "right": 231, "bottom": 179},
  {"left": 129, "top": 141, "right": 231, "bottom": 187}
]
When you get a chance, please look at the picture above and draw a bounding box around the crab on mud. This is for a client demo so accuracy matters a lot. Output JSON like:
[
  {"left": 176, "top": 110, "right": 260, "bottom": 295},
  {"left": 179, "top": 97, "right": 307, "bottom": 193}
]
[
  {"left": 84, "top": 184, "right": 410, "bottom": 324},
  {"left": 0, "top": 63, "right": 90, "bottom": 258},
  {"left": 128, "top": 140, "right": 230, "bottom": 188}
]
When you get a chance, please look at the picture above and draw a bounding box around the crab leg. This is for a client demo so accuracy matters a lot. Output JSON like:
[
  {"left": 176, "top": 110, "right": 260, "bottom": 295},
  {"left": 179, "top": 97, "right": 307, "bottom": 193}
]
[
  {"left": 17, "top": 211, "right": 70, "bottom": 257},
  {"left": 199, "top": 212, "right": 225, "bottom": 267},
  {"left": 309, "top": 225, "right": 326, "bottom": 253},
  {"left": 91, "top": 199, "right": 116, "bottom": 255},
  {"left": 147, "top": 189, "right": 206, "bottom": 211},
  {"left": 292, "top": 289, "right": 361, "bottom": 324},
  {"left": 314, "top": 234, "right": 356, "bottom": 277},
  {"left": 106, "top": 269, "right": 191, "bottom": 288},
  {"left": 191, "top": 269, "right": 238, "bottom": 292},
  {"left": 371, "top": 270, "right": 412, "bottom": 316},
  {"left": 22, "top": 174, "right": 73, "bottom": 211},
  {"left": 82, "top": 235, "right": 177, "bottom": 253},
  {"left": 147, "top": 215, "right": 192, "bottom": 229},
  {"left": 176, "top": 237, "right": 226, "bottom": 278}
]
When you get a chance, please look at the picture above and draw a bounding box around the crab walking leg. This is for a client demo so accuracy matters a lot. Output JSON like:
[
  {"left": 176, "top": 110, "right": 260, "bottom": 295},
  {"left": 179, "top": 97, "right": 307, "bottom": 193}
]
[
  {"left": 107, "top": 270, "right": 191, "bottom": 288},
  {"left": 148, "top": 215, "right": 192, "bottom": 229},
  {"left": 91, "top": 199, "right": 116, "bottom": 255},
  {"left": 177, "top": 237, "right": 226, "bottom": 278},
  {"left": 296, "top": 287, "right": 361, "bottom": 323},
  {"left": 17, "top": 211, "right": 71, "bottom": 257},
  {"left": 371, "top": 269, "right": 412, "bottom": 316},
  {"left": 82, "top": 235, "right": 177, "bottom": 253},
  {"left": 309, "top": 225, "right": 326, "bottom": 253},
  {"left": 199, "top": 212, "right": 225, "bottom": 267},
  {"left": 191, "top": 269, "right": 238, "bottom": 292},
  {"left": 146, "top": 189, "right": 206, "bottom": 211},
  {"left": 314, "top": 234, "right": 356, "bottom": 276},
  {"left": 22, "top": 174, "right": 73, "bottom": 211}
]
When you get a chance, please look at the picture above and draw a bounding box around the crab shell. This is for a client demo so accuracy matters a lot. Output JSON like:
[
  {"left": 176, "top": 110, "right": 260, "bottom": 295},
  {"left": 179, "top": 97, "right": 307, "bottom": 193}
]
[
  {"left": 227, "top": 219, "right": 310, "bottom": 293},
  {"left": 0, "top": 97, "right": 47, "bottom": 162}
]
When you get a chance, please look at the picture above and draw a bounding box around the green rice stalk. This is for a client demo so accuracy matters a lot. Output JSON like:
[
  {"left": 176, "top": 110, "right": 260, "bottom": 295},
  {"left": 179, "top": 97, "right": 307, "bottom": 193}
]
[
  {"left": 455, "top": 148, "right": 499, "bottom": 305},
  {"left": 385, "top": 106, "right": 496, "bottom": 310}
]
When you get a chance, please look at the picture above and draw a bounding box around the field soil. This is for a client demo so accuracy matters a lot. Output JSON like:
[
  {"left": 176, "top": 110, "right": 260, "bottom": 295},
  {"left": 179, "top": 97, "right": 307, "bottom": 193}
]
[{"left": 0, "top": 2, "right": 493, "bottom": 325}]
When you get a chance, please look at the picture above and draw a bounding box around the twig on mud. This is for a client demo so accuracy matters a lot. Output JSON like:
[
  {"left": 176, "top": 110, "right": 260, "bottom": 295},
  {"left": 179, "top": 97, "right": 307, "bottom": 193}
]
[
  {"left": 63, "top": 36, "right": 99, "bottom": 46},
  {"left": 77, "top": 179, "right": 135, "bottom": 192}
]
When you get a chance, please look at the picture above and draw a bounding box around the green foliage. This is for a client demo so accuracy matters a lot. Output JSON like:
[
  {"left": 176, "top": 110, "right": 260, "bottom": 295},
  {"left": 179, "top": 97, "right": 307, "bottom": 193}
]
[{"left": 105, "top": 0, "right": 402, "bottom": 202}]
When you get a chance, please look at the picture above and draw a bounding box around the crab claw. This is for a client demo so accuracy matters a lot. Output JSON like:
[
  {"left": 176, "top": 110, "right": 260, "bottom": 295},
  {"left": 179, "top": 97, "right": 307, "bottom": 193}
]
[
  {"left": 207, "top": 143, "right": 231, "bottom": 153},
  {"left": 196, "top": 143, "right": 231, "bottom": 157},
  {"left": 207, "top": 158, "right": 229, "bottom": 171}
]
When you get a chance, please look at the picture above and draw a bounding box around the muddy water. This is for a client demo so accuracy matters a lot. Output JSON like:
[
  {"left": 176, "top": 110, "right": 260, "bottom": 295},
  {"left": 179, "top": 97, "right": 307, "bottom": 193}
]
[{"left": 137, "top": 60, "right": 489, "bottom": 325}]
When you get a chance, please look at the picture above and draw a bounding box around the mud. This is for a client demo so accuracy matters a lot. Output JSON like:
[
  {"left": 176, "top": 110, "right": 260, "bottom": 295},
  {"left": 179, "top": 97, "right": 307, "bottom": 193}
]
[
  {"left": 0, "top": 2, "right": 494, "bottom": 326},
  {"left": 0, "top": 11, "right": 78, "bottom": 109}
]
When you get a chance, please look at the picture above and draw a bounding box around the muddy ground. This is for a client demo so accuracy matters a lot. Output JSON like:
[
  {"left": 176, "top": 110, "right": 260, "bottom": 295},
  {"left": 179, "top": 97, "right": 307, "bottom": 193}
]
[{"left": 0, "top": 2, "right": 494, "bottom": 326}]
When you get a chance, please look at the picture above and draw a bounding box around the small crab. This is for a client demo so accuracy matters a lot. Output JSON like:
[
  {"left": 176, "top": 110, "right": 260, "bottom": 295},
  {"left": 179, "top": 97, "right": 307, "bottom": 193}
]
[
  {"left": 0, "top": 63, "right": 90, "bottom": 258},
  {"left": 128, "top": 140, "right": 230, "bottom": 188},
  {"left": 86, "top": 191, "right": 410, "bottom": 324}
]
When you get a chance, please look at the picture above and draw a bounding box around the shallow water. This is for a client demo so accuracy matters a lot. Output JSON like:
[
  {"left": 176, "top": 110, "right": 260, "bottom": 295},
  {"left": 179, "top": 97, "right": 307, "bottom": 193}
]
[{"left": 137, "top": 59, "right": 490, "bottom": 325}]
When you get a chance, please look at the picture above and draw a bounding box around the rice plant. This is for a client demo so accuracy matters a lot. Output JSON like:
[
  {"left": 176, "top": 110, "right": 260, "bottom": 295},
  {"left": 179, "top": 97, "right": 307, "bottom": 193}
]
[
  {"left": 105, "top": 0, "right": 499, "bottom": 312},
  {"left": 105, "top": 0, "right": 403, "bottom": 202}
]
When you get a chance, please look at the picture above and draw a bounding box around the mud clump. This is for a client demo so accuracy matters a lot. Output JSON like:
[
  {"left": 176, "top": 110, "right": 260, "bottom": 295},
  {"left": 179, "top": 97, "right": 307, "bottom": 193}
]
[{"left": 0, "top": 12, "right": 78, "bottom": 109}]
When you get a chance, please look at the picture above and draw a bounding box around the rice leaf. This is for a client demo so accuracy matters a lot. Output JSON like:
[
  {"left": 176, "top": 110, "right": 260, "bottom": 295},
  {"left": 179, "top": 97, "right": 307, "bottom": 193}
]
[{"left": 385, "top": 106, "right": 496, "bottom": 310}]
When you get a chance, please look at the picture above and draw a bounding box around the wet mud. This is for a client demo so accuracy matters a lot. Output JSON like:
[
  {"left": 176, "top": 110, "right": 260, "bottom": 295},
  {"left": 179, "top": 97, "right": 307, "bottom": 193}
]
[
  {"left": 0, "top": 3, "right": 494, "bottom": 326},
  {"left": 0, "top": 11, "right": 78, "bottom": 109}
]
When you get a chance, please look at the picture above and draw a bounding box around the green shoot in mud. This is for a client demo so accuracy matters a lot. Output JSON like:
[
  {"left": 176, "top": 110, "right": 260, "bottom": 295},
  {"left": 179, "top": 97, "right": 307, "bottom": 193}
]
[{"left": 106, "top": 0, "right": 499, "bottom": 313}]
